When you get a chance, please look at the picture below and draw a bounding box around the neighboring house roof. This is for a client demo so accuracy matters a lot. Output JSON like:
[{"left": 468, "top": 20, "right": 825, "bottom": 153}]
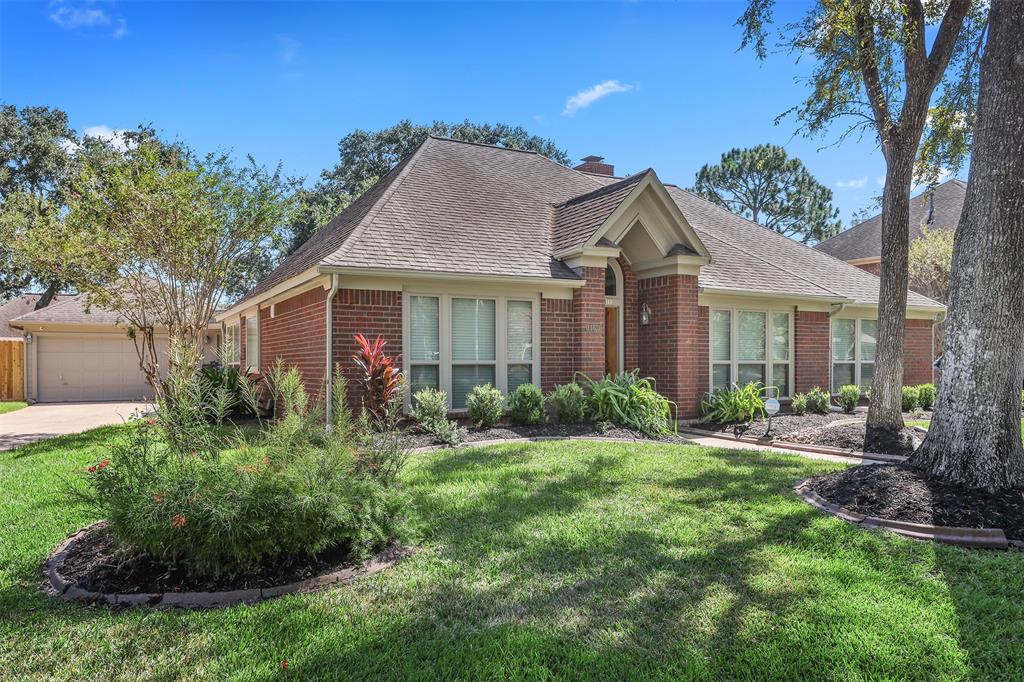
[
  {"left": 815, "top": 178, "right": 966, "bottom": 262},
  {"left": 10, "top": 294, "right": 124, "bottom": 327},
  {"left": 236, "top": 136, "right": 943, "bottom": 311},
  {"left": 0, "top": 294, "right": 70, "bottom": 337}
]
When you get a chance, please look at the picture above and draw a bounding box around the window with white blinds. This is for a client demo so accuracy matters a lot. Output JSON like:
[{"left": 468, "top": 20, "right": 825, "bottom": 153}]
[
  {"left": 709, "top": 308, "right": 792, "bottom": 397},
  {"left": 404, "top": 293, "right": 539, "bottom": 411},
  {"left": 832, "top": 318, "right": 875, "bottom": 393},
  {"left": 246, "top": 316, "right": 259, "bottom": 372}
]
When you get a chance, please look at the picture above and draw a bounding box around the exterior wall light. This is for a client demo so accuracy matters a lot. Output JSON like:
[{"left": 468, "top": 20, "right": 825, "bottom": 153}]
[{"left": 640, "top": 303, "right": 651, "bottom": 326}]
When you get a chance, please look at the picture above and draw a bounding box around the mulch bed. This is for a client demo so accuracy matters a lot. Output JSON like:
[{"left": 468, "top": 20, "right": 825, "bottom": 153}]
[
  {"left": 701, "top": 412, "right": 850, "bottom": 439},
  {"left": 59, "top": 523, "right": 368, "bottom": 594},
  {"left": 780, "top": 422, "right": 922, "bottom": 457},
  {"left": 405, "top": 422, "right": 694, "bottom": 449},
  {"left": 806, "top": 464, "right": 1024, "bottom": 542}
]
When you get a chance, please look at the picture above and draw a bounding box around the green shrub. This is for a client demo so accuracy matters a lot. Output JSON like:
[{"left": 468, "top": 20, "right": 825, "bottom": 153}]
[
  {"left": 466, "top": 384, "right": 504, "bottom": 428},
  {"left": 507, "top": 383, "right": 545, "bottom": 425},
  {"left": 411, "top": 387, "right": 466, "bottom": 446},
  {"left": 578, "top": 371, "right": 675, "bottom": 436},
  {"left": 74, "top": 362, "right": 413, "bottom": 578},
  {"left": 806, "top": 386, "right": 831, "bottom": 414},
  {"left": 791, "top": 393, "right": 809, "bottom": 415},
  {"left": 837, "top": 385, "right": 861, "bottom": 414},
  {"left": 547, "top": 382, "right": 586, "bottom": 423},
  {"left": 917, "top": 383, "right": 937, "bottom": 410},
  {"left": 902, "top": 385, "right": 921, "bottom": 412},
  {"left": 411, "top": 387, "right": 449, "bottom": 426},
  {"left": 198, "top": 364, "right": 256, "bottom": 421},
  {"left": 699, "top": 382, "right": 767, "bottom": 424}
]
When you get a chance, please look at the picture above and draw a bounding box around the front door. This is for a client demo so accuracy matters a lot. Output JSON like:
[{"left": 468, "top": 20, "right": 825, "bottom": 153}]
[{"left": 605, "top": 307, "right": 618, "bottom": 377}]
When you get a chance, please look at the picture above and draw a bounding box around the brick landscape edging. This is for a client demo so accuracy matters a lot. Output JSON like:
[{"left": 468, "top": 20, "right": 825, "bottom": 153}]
[
  {"left": 793, "top": 478, "right": 1010, "bottom": 550},
  {"left": 44, "top": 521, "right": 417, "bottom": 609}
]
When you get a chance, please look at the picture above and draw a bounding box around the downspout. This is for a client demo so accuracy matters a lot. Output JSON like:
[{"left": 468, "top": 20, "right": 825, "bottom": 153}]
[
  {"left": 828, "top": 303, "right": 847, "bottom": 318},
  {"left": 324, "top": 274, "right": 341, "bottom": 429}
]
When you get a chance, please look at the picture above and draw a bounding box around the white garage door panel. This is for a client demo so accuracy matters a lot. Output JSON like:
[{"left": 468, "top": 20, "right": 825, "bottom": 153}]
[{"left": 37, "top": 336, "right": 167, "bottom": 402}]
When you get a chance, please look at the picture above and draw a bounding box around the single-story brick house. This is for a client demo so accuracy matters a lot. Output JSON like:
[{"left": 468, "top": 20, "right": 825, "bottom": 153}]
[
  {"left": 815, "top": 178, "right": 965, "bottom": 275},
  {"left": 217, "top": 137, "right": 942, "bottom": 419}
]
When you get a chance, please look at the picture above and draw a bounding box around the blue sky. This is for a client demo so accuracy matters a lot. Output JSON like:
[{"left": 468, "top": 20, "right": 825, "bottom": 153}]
[{"left": 2, "top": 1, "right": 915, "bottom": 224}]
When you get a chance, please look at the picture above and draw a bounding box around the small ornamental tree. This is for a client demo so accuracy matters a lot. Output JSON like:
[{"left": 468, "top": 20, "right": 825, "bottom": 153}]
[{"left": 18, "top": 130, "right": 296, "bottom": 394}]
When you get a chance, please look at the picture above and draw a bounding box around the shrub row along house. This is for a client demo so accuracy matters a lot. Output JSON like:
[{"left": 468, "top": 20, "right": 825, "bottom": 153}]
[{"left": 216, "top": 137, "right": 942, "bottom": 418}]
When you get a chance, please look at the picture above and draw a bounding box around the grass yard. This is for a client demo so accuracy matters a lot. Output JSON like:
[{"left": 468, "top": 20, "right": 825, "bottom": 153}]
[
  {"left": 910, "top": 419, "right": 1024, "bottom": 442},
  {"left": 0, "top": 401, "right": 27, "bottom": 415},
  {"left": 3, "top": 428, "right": 1024, "bottom": 680}
]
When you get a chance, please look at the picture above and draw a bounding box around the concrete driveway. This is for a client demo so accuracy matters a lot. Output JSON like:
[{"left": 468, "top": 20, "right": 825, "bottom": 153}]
[{"left": 0, "top": 402, "right": 153, "bottom": 451}]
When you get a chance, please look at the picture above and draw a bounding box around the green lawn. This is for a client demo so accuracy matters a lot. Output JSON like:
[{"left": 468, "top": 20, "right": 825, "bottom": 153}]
[
  {"left": 3, "top": 429, "right": 1024, "bottom": 680},
  {"left": 911, "top": 419, "right": 1024, "bottom": 442},
  {"left": 0, "top": 401, "right": 27, "bottom": 415}
]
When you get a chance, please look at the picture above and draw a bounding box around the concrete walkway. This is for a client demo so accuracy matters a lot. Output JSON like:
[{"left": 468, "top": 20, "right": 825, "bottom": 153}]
[{"left": 0, "top": 402, "right": 152, "bottom": 451}]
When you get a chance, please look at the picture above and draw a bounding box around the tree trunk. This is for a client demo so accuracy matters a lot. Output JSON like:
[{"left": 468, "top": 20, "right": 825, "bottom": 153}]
[
  {"left": 912, "top": 0, "right": 1024, "bottom": 492},
  {"left": 33, "top": 280, "right": 61, "bottom": 310},
  {"left": 864, "top": 146, "right": 915, "bottom": 449}
]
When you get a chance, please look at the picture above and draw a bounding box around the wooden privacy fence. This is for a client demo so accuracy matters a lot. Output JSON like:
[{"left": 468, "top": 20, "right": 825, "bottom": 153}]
[{"left": 0, "top": 339, "right": 25, "bottom": 401}]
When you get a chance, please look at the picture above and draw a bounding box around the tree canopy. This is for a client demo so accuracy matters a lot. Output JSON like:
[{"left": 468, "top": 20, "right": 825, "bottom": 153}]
[
  {"left": 285, "top": 120, "right": 570, "bottom": 255},
  {"left": 0, "top": 104, "right": 78, "bottom": 306},
  {"left": 691, "top": 144, "right": 842, "bottom": 243}
]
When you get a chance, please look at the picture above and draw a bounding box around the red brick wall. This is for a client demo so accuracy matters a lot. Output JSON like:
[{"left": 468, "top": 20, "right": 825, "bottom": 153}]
[
  {"left": 637, "top": 274, "right": 707, "bottom": 419},
  {"left": 854, "top": 261, "right": 881, "bottom": 276},
  {"left": 795, "top": 311, "right": 831, "bottom": 394},
  {"left": 572, "top": 266, "right": 606, "bottom": 380},
  {"left": 332, "top": 288, "right": 403, "bottom": 412},
  {"left": 541, "top": 297, "right": 575, "bottom": 391},
  {"left": 259, "top": 286, "right": 328, "bottom": 396},
  {"left": 903, "top": 318, "right": 935, "bottom": 385},
  {"left": 620, "top": 257, "right": 639, "bottom": 372}
]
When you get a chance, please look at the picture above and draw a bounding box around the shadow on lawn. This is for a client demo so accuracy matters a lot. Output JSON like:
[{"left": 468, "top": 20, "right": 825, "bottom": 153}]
[{"left": 6, "top": 441, "right": 1015, "bottom": 678}]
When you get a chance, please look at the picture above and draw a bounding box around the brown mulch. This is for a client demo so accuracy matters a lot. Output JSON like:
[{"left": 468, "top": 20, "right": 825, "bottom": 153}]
[
  {"left": 807, "top": 464, "right": 1024, "bottom": 541},
  {"left": 58, "top": 524, "right": 365, "bottom": 594},
  {"left": 701, "top": 413, "right": 850, "bottom": 440},
  {"left": 780, "top": 422, "right": 922, "bottom": 457},
  {"left": 405, "top": 422, "right": 695, "bottom": 449}
]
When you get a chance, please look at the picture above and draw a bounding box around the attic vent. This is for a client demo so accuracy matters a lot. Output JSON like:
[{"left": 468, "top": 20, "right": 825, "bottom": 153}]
[{"left": 574, "top": 155, "right": 615, "bottom": 176}]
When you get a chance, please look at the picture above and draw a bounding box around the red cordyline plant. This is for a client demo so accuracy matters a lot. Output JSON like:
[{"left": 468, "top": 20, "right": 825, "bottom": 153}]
[{"left": 352, "top": 334, "right": 401, "bottom": 423}]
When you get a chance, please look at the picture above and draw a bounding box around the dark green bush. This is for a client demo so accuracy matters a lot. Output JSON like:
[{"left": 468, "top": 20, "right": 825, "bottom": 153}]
[
  {"left": 838, "top": 385, "right": 861, "bottom": 414},
  {"left": 580, "top": 371, "right": 674, "bottom": 435},
  {"left": 508, "top": 383, "right": 545, "bottom": 425},
  {"left": 466, "top": 384, "right": 504, "bottom": 428},
  {"left": 699, "top": 382, "right": 767, "bottom": 424},
  {"left": 546, "top": 382, "right": 586, "bottom": 423},
  {"left": 806, "top": 386, "right": 831, "bottom": 414},
  {"left": 917, "top": 383, "right": 937, "bottom": 410},
  {"left": 198, "top": 364, "right": 256, "bottom": 420},
  {"left": 902, "top": 385, "right": 921, "bottom": 412}
]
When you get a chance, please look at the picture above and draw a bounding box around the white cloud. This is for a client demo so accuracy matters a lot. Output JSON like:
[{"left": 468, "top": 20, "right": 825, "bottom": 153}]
[
  {"left": 277, "top": 34, "right": 302, "bottom": 65},
  {"left": 875, "top": 175, "right": 886, "bottom": 187},
  {"left": 83, "top": 125, "right": 133, "bottom": 152},
  {"left": 835, "top": 177, "right": 868, "bottom": 189},
  {"left": 562, "top": 80, "right": 633, "bottom": 117},
  {"left": 48, "top": 2, "right": 128, "bottom": 38}
]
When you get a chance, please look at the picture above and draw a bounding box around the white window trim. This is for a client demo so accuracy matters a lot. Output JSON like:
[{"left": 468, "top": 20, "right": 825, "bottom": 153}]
[
  {"left": 245, "top": 315, "right": 259, "bottom": 373},
  {"left": 403, "top": 292, "right": 542, "bottom": 412},
  {"left": 708, "top": 307, "right": 793, "bottom": 398},
  {"left": 831, "top": 317, "right": 876, "bottom": 394},
  {"left": 604, "top": 260, "right": 625, "bottom": 376}
]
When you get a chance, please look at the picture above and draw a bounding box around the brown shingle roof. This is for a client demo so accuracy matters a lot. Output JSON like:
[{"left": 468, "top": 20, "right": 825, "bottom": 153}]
[
  {"left": 815, "top": 179, "right": 966, "bottom": 261},
  {"left": 0, "top": 294, "right": 70, "bottom": 337},
  {"left": 10, "top": 294, "right": 124, "bottom": 326},
  {"left": 239, "top": 137, "right": 943, "bottom": 310}
]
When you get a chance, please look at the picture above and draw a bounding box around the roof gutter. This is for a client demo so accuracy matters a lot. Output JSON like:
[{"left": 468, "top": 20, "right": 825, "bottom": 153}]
[
  {"left": 317, "top": 265, "right": 585, "bottom": 288},
  {"left": 324, "top": 273, "right": 340, "bottom": 430},
  {"left": 829, "top": 303, "right": 848, "bottom": 318}
]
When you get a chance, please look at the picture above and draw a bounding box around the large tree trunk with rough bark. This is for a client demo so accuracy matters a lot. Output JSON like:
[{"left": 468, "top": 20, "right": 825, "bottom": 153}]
[
  {"left": 865, "top": 148, "right": 915, "bottom": 449},
  {"left": 912, "top": 0, "right": 1024, "bottom": 492}
]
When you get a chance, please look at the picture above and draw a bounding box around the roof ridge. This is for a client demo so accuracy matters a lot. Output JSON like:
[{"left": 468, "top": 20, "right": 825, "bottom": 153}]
[
  {"left": 326, "top": 137, "right": 433, "bottom": 264},
  {"left": 426, "top": 135, "right": 543, "bottom": 155},
  {"left": 556, "top": 169, "right": 651, "bottom": 208}
]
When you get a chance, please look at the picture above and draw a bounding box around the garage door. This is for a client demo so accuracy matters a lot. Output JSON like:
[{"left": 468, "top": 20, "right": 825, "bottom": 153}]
[{"left": 37, "top": 335, "right": 167, "bottom": 402}]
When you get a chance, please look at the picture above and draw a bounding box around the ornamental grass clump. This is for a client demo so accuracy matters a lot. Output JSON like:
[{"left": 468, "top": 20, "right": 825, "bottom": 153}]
[
  {"left": 578, "top": 370, "right": 674, "bottom": 436},
  {"left": 72, "top": 357, "right": 413, "bottom": 578},
  {"left": 699, "top": 382, "right": 767, "bottom": 424}
]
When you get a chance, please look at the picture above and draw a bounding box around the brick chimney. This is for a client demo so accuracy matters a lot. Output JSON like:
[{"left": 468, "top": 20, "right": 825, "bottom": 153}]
[{"left": 574, "top": 155, "right": 615, "bottom": 176}]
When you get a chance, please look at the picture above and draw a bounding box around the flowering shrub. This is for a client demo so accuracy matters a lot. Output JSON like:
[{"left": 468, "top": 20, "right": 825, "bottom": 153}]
[{"left": 73, "top": 362, "right": 412, "bottom": 578}]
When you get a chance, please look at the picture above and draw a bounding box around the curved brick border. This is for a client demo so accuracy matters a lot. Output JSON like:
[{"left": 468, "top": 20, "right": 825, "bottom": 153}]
[
  {"left": 793, "top": 478, "right": 1010, "bottom": 550},
  {"left": 682, "top": 427, "right": 907, "bottom": 463},
  {"left": 410, "top": 434, "right": 663, "bottom": 454},
  {"left": 44, "top": 522, "right": 418, "bottom": 609}
]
